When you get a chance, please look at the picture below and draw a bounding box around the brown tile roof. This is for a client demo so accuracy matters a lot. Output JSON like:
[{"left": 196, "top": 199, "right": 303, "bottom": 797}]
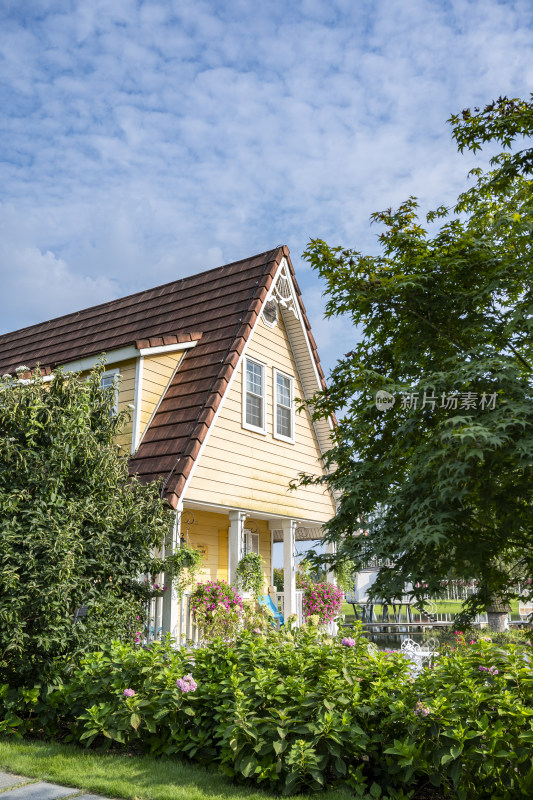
[{"left": 0, "top": 246, "right": 327, "bottom": 508}]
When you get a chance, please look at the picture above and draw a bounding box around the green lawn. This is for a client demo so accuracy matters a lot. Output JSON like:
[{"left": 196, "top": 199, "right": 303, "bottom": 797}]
[
  {"left": 341, "top": 599, "right": 521, "bottom": 619},
  {"left": 0, "top": 739, "right": 355, "bottom": 800}
]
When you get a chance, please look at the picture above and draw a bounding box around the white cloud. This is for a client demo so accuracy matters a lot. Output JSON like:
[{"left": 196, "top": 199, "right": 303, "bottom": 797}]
[{"left": 0, "top": 0, "right": 531, "bottom": 373}]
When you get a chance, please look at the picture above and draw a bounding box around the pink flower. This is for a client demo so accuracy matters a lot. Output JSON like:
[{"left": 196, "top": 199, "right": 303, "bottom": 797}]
[
  {"left": 123, "top": 688, "right": 136, "bottom": 698},
  {"left": 177, "top": 674, "right": 197, "bottom": 693},
  {"left": 341, "top": 637, "right": 356, "bottom": 647}
]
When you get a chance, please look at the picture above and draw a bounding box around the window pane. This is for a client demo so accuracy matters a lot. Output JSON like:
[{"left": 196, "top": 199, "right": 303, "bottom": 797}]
[
  {"left": 100, "top": 374, "right": 118, "bottom": 416},
  {"left": 246, "top": 393, "right": 263, "bottom": 428},
  {"left": 100, "top": 375, "right": 115, "bottom": 389},
  {"left": 246, "top": 361, "right": 263, "bottom": 396},
  {"left": 276, "top": 373, "right": 291, "bottom": 407},
  {"left": 277, "top": 406, "right": 291, "bottom": 438}
]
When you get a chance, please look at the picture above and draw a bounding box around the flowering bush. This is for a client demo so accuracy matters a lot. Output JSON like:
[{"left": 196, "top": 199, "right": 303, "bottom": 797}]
[
  {"left": 1, "top": 631, "right": 533, "bottom": 796},
  {"left": 302, "top": 581, "right": 343, "bottom": 624},
  {"left": 190, "top": 580, "right": 243, "bottom": 640}
]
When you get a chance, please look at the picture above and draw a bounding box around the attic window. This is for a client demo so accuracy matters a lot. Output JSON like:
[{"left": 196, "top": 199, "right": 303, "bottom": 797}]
[
  {"left": 243, "top": 357, "right": 266, "bottom": 434},
  {"left": 262, "top": 300, "right": 279, "bottom": 327},
  {"left": 273, "top": 369, "right": 294, "bottom": 443}
]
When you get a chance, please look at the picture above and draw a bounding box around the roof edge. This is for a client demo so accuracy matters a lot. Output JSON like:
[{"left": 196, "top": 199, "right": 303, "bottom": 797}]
[{"left": 161, "top": 246, "right": 288, "bottom": 508}]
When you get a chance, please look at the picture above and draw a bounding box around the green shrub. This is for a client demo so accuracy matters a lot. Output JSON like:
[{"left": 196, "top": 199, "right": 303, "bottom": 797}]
[
  {"left": 1, "top": 627, "right": 533, "bottom": 798},
  {"left": 0, "top": 366, "right": 174, "bottom": 685}
]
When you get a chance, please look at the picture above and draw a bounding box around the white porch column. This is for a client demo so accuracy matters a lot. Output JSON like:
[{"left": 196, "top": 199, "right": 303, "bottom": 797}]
[
  {"left": 162, "top": 502, "right": 182, "bottom": 639},
  {"left": 325, "top": 540, "right": 337, "bottom": 585},
  {"left": 228, "top": 510, "right": 246, "bottom": 585},
  {"left": 325, "top": 539, "right": 339, "bottom": 635},
  {"left": 278, "top": 519, "right": 298, "bottom": 620}
]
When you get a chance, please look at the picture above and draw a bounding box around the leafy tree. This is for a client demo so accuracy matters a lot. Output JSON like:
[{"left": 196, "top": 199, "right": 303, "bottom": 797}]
[
  {"left": 0, "top": 364, "right": 174, "bottom": 684},
  {"left": 273, "top": 566, "right": 284, "bottom": 590},
  {"left": 301, "top": 96, "right": 533, "bottom": 627}
]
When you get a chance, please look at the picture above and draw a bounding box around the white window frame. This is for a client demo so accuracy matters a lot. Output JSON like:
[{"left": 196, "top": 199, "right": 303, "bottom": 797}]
[
  {"left": 273, "top": 368, "right": 295, "bottom": 444},
  {"left": 100, "top": 368, "right": 120, "bottom": 416},
  {"left": 243, "top": 530, "right": 260, "bottom": 557},
  {"left": 242, "top": 357, "right": 266, "bottom": 435}
]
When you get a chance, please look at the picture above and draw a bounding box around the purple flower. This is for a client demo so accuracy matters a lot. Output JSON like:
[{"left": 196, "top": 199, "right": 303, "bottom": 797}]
[
  {"left": 123, "top": 688, "right": 136, "bottom": 698},
  {"left": 177, "top": 673, "right": 197, "bottom": 693},
  {"left": 414, "top": 701, "right": 430, "bottom": 717},
  {"left": 341, "top": 637, "right": 356, "bottom": 647},
  {"left": 479, "top": 665, "right": 488, "bottom": 672}
]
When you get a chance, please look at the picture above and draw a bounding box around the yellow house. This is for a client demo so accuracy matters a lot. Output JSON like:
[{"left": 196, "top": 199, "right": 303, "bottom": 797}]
[{"left": 0, "top": 246, "right": 336, "bottom": 633}]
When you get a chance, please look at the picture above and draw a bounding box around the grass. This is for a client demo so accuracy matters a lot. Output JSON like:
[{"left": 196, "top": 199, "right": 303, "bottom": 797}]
[
  {"left": 340, "top": 599, "right": 521, "bottom": 619},
  {"left": 0, "top": 739, "right": 356, "bottom": 800}
]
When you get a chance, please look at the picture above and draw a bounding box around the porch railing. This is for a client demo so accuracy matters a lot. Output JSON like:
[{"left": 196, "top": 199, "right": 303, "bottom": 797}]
[
  {"left": 145, "top": 592, "right": 201, "bottom": 646},
  {"left": 276, "top": 590, "right": 304, "bottom": 627}
]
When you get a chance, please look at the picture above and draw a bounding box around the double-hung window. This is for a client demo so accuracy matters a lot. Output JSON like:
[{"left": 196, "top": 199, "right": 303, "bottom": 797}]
[
  {"left": 243, "top": 358, "right": 266, "bottom": 434},
  {"left": 100, "top": 369, "right": 119, "bottom": 416},
  {"left": 273, "top": 369, "right": 294, "bottom": 443}
]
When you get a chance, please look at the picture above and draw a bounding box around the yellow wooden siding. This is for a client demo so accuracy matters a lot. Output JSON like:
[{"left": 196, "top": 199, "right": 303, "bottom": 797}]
[
  {"left": 181, "top": 508, "right": 228, "bottom": 583},
  {"left": 185, "top": 315, "right": 336, "bottom": 522},
  {"left": 217, "top": 528, "right": 229, "bottom": 582},
  {"left": 114, "top": 359, "right": 136, "bottom": 452},
  {"left": 139, "top": 352, "right": 184, "bottom": 441}
]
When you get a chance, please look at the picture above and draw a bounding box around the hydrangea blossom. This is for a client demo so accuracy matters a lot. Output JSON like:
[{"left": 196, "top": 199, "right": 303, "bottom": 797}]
[
  {"left": 414, "top": 701, "right": 430, "bottom": 717},
  {"left": 341, "top": 637, "right": 356, "bottom": 647},
  {"left": 177, "top": 673, "right": 197, "bottom": 693},
  {"left": 123, "top": 688, "right": 136, "bottom": 698},
  {"left": 479, "top": 665, "right": 498, "bottom": 675}
]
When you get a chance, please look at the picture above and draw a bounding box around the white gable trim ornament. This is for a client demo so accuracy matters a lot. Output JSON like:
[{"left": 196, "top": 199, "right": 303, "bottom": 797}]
[{"left": 264, "top": 259, "right": 300, "bottom": 322}]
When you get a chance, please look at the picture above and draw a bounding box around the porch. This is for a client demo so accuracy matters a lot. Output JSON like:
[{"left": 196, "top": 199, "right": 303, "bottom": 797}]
[{"left": 150, "top": 502, "right": 335, "bottom": 642}]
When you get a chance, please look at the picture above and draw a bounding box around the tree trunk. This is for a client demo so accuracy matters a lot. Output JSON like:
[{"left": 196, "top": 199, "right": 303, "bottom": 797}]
[{"left": 486, "top": 596, "right": 510, "bottom": 632}]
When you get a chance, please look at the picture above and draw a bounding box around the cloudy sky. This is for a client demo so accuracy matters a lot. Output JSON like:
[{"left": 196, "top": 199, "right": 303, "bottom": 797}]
[{"left": 1, "top": 0, "right": 532, "bottom": 375}]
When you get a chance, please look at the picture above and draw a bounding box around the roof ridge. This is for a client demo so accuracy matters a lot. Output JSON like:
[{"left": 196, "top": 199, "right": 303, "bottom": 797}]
[{"left": 0, "top": 246, "right": 284, "bottom": 341}]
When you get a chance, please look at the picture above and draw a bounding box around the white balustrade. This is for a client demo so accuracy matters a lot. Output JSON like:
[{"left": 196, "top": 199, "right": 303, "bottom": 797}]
[
  {"left": 276, "top": 590, "right": 304, "bottom": 627},
  {"left": 145, "top": 591, "right": 201, "bottom": 646}
]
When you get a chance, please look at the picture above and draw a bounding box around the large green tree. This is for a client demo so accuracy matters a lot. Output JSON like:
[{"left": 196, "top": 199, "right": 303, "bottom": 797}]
[
  {"left": 302, "top": 96, "right": 533, "bottom": 625},
  {"left": 0, "top": 365, "right": 174, "bottom": 683}
]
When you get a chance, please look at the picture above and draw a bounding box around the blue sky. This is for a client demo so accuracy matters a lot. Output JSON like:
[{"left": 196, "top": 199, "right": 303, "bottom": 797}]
[{"left": 0, "top": 0, "right": 532, "bottom": 376}]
